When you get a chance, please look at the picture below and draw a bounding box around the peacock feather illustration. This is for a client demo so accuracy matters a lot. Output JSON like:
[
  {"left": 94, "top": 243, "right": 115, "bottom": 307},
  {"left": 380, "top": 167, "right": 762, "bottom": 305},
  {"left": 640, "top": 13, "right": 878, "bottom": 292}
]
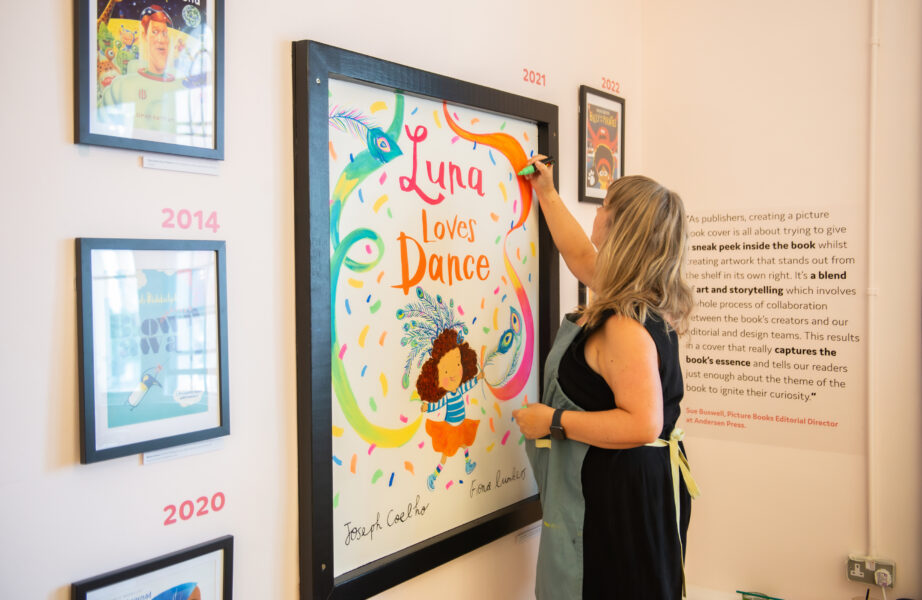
[
  {"left": 396, "top": 286, "right": 469, "bottom": 389},
  {"left": 482, "top": 306, "right": 523, "bottom": 387}
]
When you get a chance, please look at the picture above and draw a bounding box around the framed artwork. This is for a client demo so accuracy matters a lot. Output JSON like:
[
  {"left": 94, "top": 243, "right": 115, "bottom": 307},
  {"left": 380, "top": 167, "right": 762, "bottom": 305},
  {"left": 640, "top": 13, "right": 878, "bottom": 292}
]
[
  {"left": 72, "top": 535, "right": 233, "bottom": 599},
  {"left": 578, "top": 85, "right": 625, "bottom": 204},
  {"left": 74, "top": 0, "right": 225, "bottom": 159},
  {"left": 76, "top": 238, "right": 230, "bottom": 463},
  {"left": 293, "top": 41, "right": 560, "bottom": 598}
]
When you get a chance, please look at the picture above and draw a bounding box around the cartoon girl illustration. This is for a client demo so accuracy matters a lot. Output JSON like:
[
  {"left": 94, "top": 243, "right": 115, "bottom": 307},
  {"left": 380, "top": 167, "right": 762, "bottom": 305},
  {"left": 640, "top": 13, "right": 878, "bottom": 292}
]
[
  {"left": 397, "top": 287, "right": 481, "bottom": 491},
  {"left": 417, "top": 328, "right": 482, "bottom": 490}
]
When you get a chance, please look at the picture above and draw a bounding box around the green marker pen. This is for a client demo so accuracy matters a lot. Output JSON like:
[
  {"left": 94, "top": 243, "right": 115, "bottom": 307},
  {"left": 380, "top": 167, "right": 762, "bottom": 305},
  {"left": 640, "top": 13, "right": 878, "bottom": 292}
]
[{"left": 518, "top": 156, "right": 555, "bottom": 176}]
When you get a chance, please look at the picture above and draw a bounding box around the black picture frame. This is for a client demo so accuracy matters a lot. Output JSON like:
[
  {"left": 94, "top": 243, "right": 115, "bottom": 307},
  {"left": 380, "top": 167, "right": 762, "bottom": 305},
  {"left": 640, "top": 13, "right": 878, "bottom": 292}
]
[
  {"left": 76, "top": 237, "right": 230, "bottom": 463},
  {"left": 74, "top": 0, "right": 225, "bottom": 159},
  {"left": 72, "top": 535, "right": 233, "bottom": 599},
  {"left": 292, "top": 40, "right": 560, "bottom": 598},
  {"left": 578, "top": 85, "right": 625, "bottom": 204}
]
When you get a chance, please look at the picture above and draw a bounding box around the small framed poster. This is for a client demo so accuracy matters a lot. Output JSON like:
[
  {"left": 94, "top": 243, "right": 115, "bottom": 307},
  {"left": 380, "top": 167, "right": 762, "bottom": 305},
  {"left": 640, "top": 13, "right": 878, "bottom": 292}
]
[
  {"left": 76, "top": 238, "right": 230, "bottom": 463},
  {"left": 578, "top": 85, "right": 625, "bottom": 204},
  {"left": 72, "top": 536, "right": 233, "bottom": 600},
  {"left": 74, "top": 0, "right": 225, "bottom": 159}
]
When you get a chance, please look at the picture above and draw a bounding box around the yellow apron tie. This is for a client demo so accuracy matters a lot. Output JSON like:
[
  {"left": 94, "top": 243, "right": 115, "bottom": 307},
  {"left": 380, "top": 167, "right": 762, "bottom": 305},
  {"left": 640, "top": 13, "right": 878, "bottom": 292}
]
[{"left": 646, "top": 428, "right": 700, "bottom": 598}]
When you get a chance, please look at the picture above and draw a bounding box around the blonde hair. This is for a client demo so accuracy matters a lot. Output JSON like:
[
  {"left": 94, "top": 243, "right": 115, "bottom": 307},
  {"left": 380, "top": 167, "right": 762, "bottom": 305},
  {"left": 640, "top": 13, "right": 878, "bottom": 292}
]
[{"left": 581, "top": 175, "right": 694, "bottom": 335}]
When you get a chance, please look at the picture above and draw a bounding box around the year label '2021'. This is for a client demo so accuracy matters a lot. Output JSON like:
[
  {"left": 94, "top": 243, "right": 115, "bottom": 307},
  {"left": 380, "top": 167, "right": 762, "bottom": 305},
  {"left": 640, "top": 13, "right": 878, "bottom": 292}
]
[
  {"left": 163, "top": 491, "right": 226, "bottom": 525},
  {"left": 523, "top": 68, "right": 547, "bottom": 87}
]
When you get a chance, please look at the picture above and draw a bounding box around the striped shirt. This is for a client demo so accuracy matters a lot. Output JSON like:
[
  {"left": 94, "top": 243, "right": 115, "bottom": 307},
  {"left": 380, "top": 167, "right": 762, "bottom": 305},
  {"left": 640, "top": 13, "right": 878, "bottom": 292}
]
[{"left": 427, "top": 378, "right": 478, "bottom": 425}]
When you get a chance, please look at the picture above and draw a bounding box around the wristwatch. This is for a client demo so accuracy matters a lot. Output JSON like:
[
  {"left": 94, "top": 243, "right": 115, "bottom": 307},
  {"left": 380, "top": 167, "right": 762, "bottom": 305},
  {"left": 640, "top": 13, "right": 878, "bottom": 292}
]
[{"left": 549, "top": 408, "right": 567, "bottom": 440}]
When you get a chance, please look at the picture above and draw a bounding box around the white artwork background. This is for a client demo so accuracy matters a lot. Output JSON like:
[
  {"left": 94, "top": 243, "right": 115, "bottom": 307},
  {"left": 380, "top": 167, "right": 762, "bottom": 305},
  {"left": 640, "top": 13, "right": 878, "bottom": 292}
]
[{"left": 328, "top": 78, "right": 540, "bottom": 575}]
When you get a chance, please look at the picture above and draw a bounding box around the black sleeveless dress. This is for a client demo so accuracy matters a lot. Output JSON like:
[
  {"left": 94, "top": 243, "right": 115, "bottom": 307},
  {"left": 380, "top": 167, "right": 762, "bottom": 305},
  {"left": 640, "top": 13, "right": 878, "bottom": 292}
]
[{"left": 557, "top": 311, "right": 692, "bottom": 599}]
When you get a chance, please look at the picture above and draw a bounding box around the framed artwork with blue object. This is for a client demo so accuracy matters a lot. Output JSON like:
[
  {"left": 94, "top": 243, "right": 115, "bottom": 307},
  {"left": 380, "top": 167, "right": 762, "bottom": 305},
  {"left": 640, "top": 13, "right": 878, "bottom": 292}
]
[{"left": 76, "top": 237, "right": 230, "bottom": 463}]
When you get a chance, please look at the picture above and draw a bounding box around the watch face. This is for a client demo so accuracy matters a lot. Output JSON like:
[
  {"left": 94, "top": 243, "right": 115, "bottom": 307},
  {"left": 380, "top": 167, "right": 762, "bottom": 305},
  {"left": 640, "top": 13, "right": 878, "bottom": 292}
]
[{"left": 550, "top": 426, "right": 565, "bottom": 441}]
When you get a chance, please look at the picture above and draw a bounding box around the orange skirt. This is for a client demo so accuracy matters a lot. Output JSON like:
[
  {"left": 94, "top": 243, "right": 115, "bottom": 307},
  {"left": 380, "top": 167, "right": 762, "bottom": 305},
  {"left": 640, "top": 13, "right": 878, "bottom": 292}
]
[{"left": 425, "top": 419, "right": 480, "bottom": 457}]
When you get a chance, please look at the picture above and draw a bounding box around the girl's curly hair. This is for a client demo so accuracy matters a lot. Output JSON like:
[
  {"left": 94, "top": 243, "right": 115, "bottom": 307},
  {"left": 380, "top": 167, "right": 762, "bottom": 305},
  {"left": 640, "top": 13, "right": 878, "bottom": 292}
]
[{"left": 416, "top": 329, "right": 478, "bottom": 402}]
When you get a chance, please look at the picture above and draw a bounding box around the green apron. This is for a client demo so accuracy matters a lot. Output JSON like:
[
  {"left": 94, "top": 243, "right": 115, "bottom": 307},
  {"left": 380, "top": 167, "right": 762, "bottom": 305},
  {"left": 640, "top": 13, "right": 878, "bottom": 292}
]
[
  {"left": 524, "top": 316, "right": 701, "bottom": 599},
  {"left": 525, "top": 316, "right": 588, "bottom": 599}
]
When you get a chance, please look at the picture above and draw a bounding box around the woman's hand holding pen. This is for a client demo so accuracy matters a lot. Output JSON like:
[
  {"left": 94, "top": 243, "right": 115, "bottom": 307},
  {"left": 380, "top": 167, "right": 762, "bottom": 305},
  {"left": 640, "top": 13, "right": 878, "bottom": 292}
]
[{"left": 522, "top": 155, "right": 556, "bottom": 197}]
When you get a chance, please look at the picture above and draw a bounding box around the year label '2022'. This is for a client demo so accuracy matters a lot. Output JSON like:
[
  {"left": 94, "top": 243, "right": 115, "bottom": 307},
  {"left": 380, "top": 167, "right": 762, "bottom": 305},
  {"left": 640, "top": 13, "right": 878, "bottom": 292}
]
[{"left": 163, "top": 491, "right": 226, "bottom": 525}]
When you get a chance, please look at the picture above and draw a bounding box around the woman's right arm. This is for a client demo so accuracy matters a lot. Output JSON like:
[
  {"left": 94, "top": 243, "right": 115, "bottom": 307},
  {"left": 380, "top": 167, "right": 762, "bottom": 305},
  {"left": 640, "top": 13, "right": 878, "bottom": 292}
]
[{"left": 525, "top": 159, "right": 597, "bottom": 286}]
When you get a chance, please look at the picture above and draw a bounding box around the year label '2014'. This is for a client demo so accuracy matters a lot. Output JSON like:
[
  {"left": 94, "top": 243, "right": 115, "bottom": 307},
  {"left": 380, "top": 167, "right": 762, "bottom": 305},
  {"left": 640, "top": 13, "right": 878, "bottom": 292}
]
[
  {"left": 163, "top": 491, "right": 226, "bottom": 525},
  {"left": 523, "top": 68, "right": 547, "bottom": 87},
  {"left": 162, "top": 208, "right": 220, "bottom": 233}
]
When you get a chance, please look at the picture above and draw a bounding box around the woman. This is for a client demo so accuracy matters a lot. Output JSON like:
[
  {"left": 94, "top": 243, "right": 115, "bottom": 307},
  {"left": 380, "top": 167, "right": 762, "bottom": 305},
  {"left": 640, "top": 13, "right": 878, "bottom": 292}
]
[{"left": 512, "top": 161, "right": 698, "bottom": 599}]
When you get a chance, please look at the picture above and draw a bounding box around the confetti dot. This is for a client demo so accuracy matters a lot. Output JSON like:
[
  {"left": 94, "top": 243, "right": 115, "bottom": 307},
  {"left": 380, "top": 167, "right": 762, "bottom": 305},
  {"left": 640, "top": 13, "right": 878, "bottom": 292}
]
[
  {"left": 451, "top": 135, "right": 460, "bottom": 144},
  {"left": 348, "top": 278, "right": 363, "bottom": 289},
  {"left": 376, "top": 271, "right": 385, "bottom": 283},
  {"left": 418, "top": 441, "right": 425, "bottom": 449},
  {"left": 516, "top": 247, "right": 521, "bottom": 260},
  {"left": 329, "top": 141, "right": 337, "bottom": 160},
  {"left": 494, "top": 402, "right": 502, "bottom": 416},
  {"left": 490, "top": 212, "right": 499, "bottom": 222},
  {"left": 483, "top": 326, "right": 490, "bottom": 334},
  {"left": 432, "top": 111, "right": 442, "bottom": 129},
  {"left": 411, "top": 107, "right": 419, "bottom": 115},
  {"left": 500, "top": 122, "right": 507, "bottom": 130},
  {"left": 359, "top": 326, "right": 369, "bottom": 348},
  {"left": 523, "top": 131, "right": 530, "bottom": 141},
  {"left": 530, "top": 242, "right": 536, "bottom": 257},
  {"left": 481, "top": 406, "right": 486, "bottom": 415},
  {"left": 445, "top": 481, "right": 454, "bottom": 490},
  {"left": 369, "top": 397, "right": 377, "bottom": 412},
  {"left": 380, "top": 373, "right": 388, "bottom": 396},
  {"left": 368, "top": 443, "right": 376, "bottom": 455},
  {"left": 486, "top": 443, "right": 495, "bottom": 452},
  {"left": 379, "top": 331, "right": 388, "bottom": 346},
  {"left": 366, "top": 294, "right": 372, "bottom": 303},
  {"left": 332, "top": 426, "right": 344, "bottom": 437},
  {"left": 338, "top": 344, "right": 348, "bottom": 359},
  {"left": 499, "top": 182, "right": 508, "bottom": 203},
  {"left": 387, "top": 208, "right": 392, "bottom": 218},
  {"left": 361, "top": 365, "right": 367, "bottom": 376},
  {"left": 372, "top": 469, "right": 384, "bottom": 484},
  {"left": 388, "top": 472, "right": 395, "bottom": 487},
  {"left": 345, "top": 299, "right": 351, "bottom": 314},
  {"left": 489, "top": 418, "right": 495, "bottom": 432},
  {"left": 494, "top": 287, "right": 500, "bottom": 295},
  {"left": 399, "top": 414, "right": 408, "bottom": 423},
  {"left": 332, "top": 455, "right": 342, "bottom": 466},
  {"left": 471, "top": 118, "right": 480, "bottom": 125},
  {"left": 370, "top": 101, "right": 387, "bottom": 113},
  {"left": 453, "top": 112, "right": 460, "bottom": 121},
  {"left": 350, "top": 454, "right": 357, "bottom": 473},
  {"left": 493, "top": 307, "right": 499, "bottom": 330},
  {"left": 488, "top": 149, "right": 496, "bottom": 165},
  {"left": 501, "top": 294, "right": 507, "bottom": 303},
  {"left": 502, "top": 431, "right": 511, "bottom": 445},
  {"left": 370, "top": 300, "right": 382, "bottom": 314},
  {"left": 472, "top": 317, "right": 477, "bottom": 325},
  {"left": 334, "top": 492, "right": 340, "bottom": 508},
  {"left": 357, "top": 188, "right": 363, "bottom": 202},
  {"left": 458, "top": 305, "right": 464, "bottom": 316},
  {"left": 481, "top": 298, "right": 485, "bottom": 309},
  {"left": 373, "top": 194, "right": 389, "bottom": 213},
  {"left": 518, "top": 434, "right": 526, "bottom": 445},
  {"left": 495, "top": 235, "right": 501, "bottom": 244},
  {"left": 379, "top": 172, "right": 387, "bottom": 185},
  {"left": 405, "top": 461, "right": 415, "bottom": 474}
]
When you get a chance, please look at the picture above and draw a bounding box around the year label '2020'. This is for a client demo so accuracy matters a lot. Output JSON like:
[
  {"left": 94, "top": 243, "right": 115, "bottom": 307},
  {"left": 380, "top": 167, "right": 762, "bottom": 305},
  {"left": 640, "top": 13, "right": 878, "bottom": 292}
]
[{"left": 163, "top": 491, "right": 226, "bottom": 525}]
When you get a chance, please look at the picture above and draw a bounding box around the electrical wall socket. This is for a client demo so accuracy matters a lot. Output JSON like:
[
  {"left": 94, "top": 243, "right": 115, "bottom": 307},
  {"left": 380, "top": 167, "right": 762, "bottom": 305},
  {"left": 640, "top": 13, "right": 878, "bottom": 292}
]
[{"left": 846, "top": 555, "right": 895, "bottom": 587}]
